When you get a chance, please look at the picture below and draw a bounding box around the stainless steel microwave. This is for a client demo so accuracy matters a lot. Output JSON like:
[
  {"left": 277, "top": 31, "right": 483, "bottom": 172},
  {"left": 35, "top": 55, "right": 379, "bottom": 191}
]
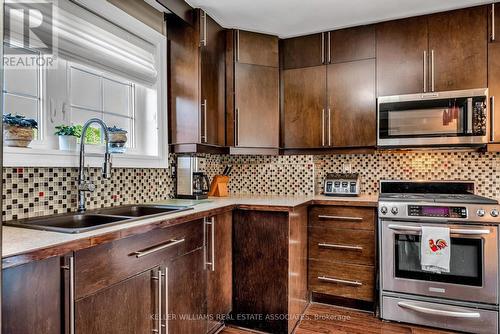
[{"left": 377, "top": 88, "right": 489, "bottom": 148}]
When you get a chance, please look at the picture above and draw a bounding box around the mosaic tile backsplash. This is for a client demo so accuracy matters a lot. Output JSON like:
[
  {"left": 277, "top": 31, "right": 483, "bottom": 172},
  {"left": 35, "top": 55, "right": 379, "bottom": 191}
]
[{"left": 3, "top": 151, "right": 500, "bottom": 221}]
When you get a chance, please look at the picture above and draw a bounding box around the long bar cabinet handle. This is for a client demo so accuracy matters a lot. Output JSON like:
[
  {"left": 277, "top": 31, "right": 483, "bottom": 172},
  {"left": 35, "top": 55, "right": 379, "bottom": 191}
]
[
  {"left": 205, "top": 217, "right": 216, "bottom": 271},
  {"left": 423, "top": 50, "right": 427, "bottom": 93},
  {"left": 164, "top": 267, "right": 169, "bottom": 334},
  {"left": 318, "top": 276, "right": 363, "bottom": 286},
  {"left": 491, "top": 96, "right": 495, "bottom": 142},
  {"left": 431, "top": 49, "right": 435, "bottom": 92},
  {"left": 202, "top": 99, "right": 207, "bottom": 143},
  {"left": 321, "top": 33, "right": 325, "bottom": 64},
  {"left": 388, "top": 224, "right": 490, "bottom": 235},
  {"left": 398, "top": 302, "right": 480, "bottom": 318},
  {"left": 318, "top": 215, "right": 363, "bottom": 221},
  {"left": 327, "top": 31, "right": 331, "bottom": 64},
  {"left": 199, "top": 10, "right": 207, "bottom": 47},
  {"left": 152, "top": 268, "right": 162, "bottom": 334},
  {"left": 493, "top": 4, "right": 496, "bottom": 42},
  {"left": 236, "top": 29, "right": 240, "bottom": 62},
  {"left": 132, "top": 238, "right": 185, "bottom": 258},
  {"left": 328, "top": 108, "right": 331, "bottom": 146},
  {"left": 318, "top": 243, "right": 363, "bottom": 251},
  {"left": 321, "top": 109, "right": 325, "bottom": 146},
  {"left": 64, "top": 256, "right": 75, "bottom": 334}
]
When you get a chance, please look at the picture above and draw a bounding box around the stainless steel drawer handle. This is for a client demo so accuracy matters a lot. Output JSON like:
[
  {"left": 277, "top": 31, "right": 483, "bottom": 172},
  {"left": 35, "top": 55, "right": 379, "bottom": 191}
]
[
  {"left": 318, "top": 215, "right": 363, "bottom": 221},
  {"left": 62, "top": 256, "right": 75, "bottom": 334},
  {"left": 318, "top": 276, "right": 362, "bottom": 286},
  {"left": 318, "top": 243, "right": 363, "bottom": 251},
  {"left": 388, "top": 224, "right": 490, "bottom": 236},
  {"left": 132, "top": 238, "right": 185, "bottom": 258},
  {"left": 398, "top": 302, "right": 481, "bottom": 319}
]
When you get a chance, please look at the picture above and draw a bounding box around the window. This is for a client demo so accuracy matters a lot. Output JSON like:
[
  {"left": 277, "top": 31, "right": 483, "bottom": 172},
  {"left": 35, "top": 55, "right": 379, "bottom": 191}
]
[
  {"left": 69, "top": 64, "right": 135, "bottom": 147},
  {"left": 3, "top": 0, "right": 168, "bottom": 168},
  {"left": 3, "top": 44, "right": 42, "bottom": 140}
]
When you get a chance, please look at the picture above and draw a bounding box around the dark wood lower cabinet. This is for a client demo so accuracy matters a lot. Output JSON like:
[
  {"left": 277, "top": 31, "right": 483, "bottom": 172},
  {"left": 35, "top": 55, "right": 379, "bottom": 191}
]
[
  {"left": 2, "top": 256, "right": 64, "bottom": 334},
  {"left": 207, "top": 211, "right": 233, "bottom": 332},
  {"left": 232, "top": 208, "right": 308, "bottom": 334},
  {"left": 75, "top": 268, "right": 158, "bottom": 334},
  {"left": 167, "top": 248, "right": 208, "bottom": 334}
]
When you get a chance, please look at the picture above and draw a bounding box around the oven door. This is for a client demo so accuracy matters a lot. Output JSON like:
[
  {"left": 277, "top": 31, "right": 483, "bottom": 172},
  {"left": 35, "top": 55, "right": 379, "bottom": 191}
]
[{"left": 381, "top": 220, "right": 498, "bottom": 305}]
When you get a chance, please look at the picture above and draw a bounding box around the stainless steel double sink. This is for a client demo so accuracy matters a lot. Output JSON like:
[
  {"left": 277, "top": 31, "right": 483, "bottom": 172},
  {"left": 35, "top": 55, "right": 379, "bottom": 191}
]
[{"left": 5, "top": 205, "right": 193, "bottom": 234}]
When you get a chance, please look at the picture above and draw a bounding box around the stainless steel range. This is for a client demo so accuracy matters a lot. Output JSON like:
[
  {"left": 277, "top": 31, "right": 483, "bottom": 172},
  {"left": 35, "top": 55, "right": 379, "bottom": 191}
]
[{"left": 379, "top": 181, "right": 500, "bottom": 334}]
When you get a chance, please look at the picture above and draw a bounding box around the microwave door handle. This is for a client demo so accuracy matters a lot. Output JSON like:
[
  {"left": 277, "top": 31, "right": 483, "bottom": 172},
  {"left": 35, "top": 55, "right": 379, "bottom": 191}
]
[
  {"left": 467, "top": 97, "right": 473, "bottom": 134},
  {"left": 387, "top": 224, "right": 490, "bottom": 236},
  {"left": 398, "top": 302, "right": 481, "bottom": 319}
]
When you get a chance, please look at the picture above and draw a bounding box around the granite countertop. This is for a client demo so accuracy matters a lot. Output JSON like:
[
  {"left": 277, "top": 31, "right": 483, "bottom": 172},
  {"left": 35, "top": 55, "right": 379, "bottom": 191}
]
[{"left": 2, "top": 194, "right": 378, "bottom": 260}]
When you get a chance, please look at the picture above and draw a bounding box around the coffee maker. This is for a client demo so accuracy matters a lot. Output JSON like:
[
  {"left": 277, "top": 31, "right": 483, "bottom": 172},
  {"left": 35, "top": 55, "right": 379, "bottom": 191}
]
[{"left": 175, "top": 156, "right": 210, "bottom": 199}]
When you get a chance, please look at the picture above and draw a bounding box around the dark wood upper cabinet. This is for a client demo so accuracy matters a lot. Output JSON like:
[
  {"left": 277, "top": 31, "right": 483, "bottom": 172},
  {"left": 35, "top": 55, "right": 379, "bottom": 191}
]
[
  {"left": 234, "top": 63, "right": 279, "bottom": 148},
  {"left": 282, "top": 66, "right": 327, "bottom": 148},
  {"left": 428, "top": 6, "right": 487, "bottom": 92},
  {"left": 236, "top": 30, "right": 279, "bottom": 67},
  {"left": 2, "top": 257, "right": 64, "bottom": 334},
  {"left": 489, "top": 42, "right": 500, "bottom": 143},
  {"left": 330, "top": 25, "right": 375, "bottom": 63},
  {"left": 227, "top": 30, "right": 280, "bottom": 152},
  {"left": 376, "top": 16, "right": 429, "bottom": 96},
  {"left": 327, "top": 59, "right": 376, "bottom": 147},
  {"left": 200, "top": 12, "right": 226, "bottom": 146},
  {"left": 76, "top": 268, "right": 158, "bottom": 334},
  {"left": 207, "top": 211, "right": 233, "bottom": 333},
  {"left": 168, "top": 9, "right": 226, "bottom": 152},
  {"left": 281, "top": 33, "right": 325, "bottom": 69}
]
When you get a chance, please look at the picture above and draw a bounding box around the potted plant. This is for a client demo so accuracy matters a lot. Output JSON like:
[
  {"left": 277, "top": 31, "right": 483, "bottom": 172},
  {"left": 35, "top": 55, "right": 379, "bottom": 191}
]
[
  {"left": 54, "top": 124, "right": 82, "bottom": 151},
  {"left": 3, "top": 113, "right": 38, "bottom": 148},
  {"left": 108, "top": 126, "right": 128, "bottom": 153}
]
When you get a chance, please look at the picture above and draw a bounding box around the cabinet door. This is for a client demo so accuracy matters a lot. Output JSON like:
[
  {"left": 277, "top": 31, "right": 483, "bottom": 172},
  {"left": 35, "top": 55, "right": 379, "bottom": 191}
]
[
  {"left": 237, "top": 30, "right": 279, "bottom": 67},
  {"left": 207, "top": 211, "right": 233, "bottom": 333},
  {"left": 75, "top": 268, "right": 158, "bottom": 334},
  {"left": 167, "top": 248, "right": 207, "bottom": 334},
  {"left": 2, "top": 257, "right": 63, "bottom": 334},
  {"left": 200, "top": 12, "right": 226, "bottom": 146},
  {"left": 327, "top": 59, "right": 376, "bottom": 147},
  {"left": 330, "top": 25, "right": 375, "bottom": 63},
  {"left": 489, "top": 42, "right": 500, "bottom": 142},
  {"left": 283, "top": 66, "right": 327, "bottom": 148},
  {"left": 376, "top": 16, "right": 429, "bottom": 96},
  {"left": 167, "top": 17, "right": 200, "bottom": 144},
  {"left": 428, "top": 6, "right": 487, "bottom": 92},
  {"left": 281, "top": 33, "right": 325, "bottom": 69},
  {"left": 235, "top": 63, "right": 279, "bottom": 148}
]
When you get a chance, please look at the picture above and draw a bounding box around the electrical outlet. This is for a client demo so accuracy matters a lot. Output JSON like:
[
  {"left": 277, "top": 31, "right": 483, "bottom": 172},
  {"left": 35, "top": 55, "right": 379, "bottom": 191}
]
[{"left": 342, "top": 163, "right": 352, "bottom": 173}]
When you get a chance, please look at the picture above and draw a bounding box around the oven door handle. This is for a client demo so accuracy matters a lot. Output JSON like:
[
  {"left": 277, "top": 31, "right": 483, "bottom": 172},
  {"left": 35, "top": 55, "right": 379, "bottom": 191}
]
[
  {"left": 398, "top": 302, "right": 481, "bottom": 318},
  {"left": 388, "top": 224, "right": 491, "bottom": 235}
]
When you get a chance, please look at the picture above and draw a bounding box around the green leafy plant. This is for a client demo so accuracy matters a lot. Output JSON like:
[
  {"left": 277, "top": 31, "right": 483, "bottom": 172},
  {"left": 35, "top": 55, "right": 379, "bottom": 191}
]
[
  {"left": 54, "top": 124, "right": 82, "bottom": 137},
  {"left": 3, "top": 113, "right": 38, "bottom": 129}
]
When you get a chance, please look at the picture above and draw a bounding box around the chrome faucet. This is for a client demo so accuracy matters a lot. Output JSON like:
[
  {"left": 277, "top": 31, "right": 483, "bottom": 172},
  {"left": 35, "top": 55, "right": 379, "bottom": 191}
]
[{"left": 77, "top": 118, "right": 112, "bottom": 213}]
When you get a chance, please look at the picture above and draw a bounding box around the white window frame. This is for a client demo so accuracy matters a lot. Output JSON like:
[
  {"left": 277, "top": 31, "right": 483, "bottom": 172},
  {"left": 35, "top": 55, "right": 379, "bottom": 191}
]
[{"left": 3, "top": 0, "right": 168, "bottom": 168}]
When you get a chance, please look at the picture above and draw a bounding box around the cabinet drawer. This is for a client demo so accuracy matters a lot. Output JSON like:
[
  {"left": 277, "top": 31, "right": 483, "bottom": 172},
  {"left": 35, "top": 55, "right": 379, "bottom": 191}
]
[
  {"left": 309, "top": 259, "right": 375, "bottom": 302},
  {"left": 309, "top": 226, "right": 375, "bottom": 265},
  {"left": 309, "top": 206, "right": 375, "bottom": 230},
  {"left": 75, "top": 219, "right": 204, "bottom": 299}
]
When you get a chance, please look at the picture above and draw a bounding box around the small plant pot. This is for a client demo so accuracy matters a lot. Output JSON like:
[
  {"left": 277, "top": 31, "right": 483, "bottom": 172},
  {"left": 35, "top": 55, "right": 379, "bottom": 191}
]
[
  {"left": 3, "top": 124, "right": 34, "bottom": 148},
  {"left": 108, "top": 131, "right": 128, "bottom": 154},
  {"left": 58, "top": 135, "right": 77, "bottom": 151}
]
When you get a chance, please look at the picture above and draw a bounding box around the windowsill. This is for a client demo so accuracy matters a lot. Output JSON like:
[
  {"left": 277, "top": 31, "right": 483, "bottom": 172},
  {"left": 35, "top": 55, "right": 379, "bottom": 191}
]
[{"left": 4, "top": 146, "right": 168, "bottom": 168}]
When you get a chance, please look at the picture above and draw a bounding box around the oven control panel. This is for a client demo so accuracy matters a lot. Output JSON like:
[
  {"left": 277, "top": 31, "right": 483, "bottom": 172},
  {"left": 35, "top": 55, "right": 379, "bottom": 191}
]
[{"left": 408, "top": 205, "right": 467, "bottom": 218}]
